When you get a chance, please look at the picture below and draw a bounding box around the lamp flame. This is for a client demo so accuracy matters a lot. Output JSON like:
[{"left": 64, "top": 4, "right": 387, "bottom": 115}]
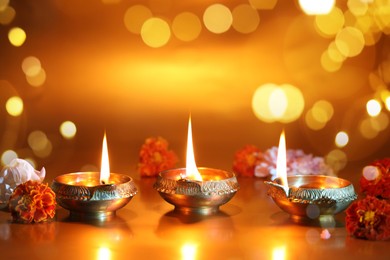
[
  {"left": 185, "top": 116, "right": 202, "bottom": 181},
  {"left": 100, "top": 133, "right": 110, "bottom": 184},
  {"left": 276, "top": 130, "right": 289, "bottom": 194}
]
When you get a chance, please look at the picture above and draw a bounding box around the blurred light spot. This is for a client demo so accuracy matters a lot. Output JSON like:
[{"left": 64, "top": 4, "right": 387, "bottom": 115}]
[
  {"left": 232, "top": 4, "right": 260, "bottom": 34},
  {"left": 97, "top": 247, "right": 111, "bottom": 260},
  {"left": 0, "top": 0, "right": 9, "bottom": 11},
  {"left": 181, "top": 243, "right": 197, "bottom": 260},
  {"left": 203, "top": 4, "right": 232, "bottom": 34},
  {"left": 124, "top": 5, "right": 152, "bottom": 35},
  {"left": 141, "top": 17, "right": 170, "bottom": 48},
  {"left": 366, "top": 99, "right": 381, "bottom": 117},
  {"left": 386, "top": 96, "right": 390, "bottom": 111},
  {"left": 272, "top": 246, "right": 286, "bottom": 260},
  {"left": 299, "top": 0, "right": 335, "bottom": 15},
  {"left": 320, "top": 229, "right": 331, "bottom": 239},
  {"left": 172, "top": 12, "right": 201, "bottom": 42},
  {"left": 0, "top": 5, "right": 15, "bottom": 25},
  {"left": 22, "top": 56, "right": 41, "bottom": 77},
  {"left": 269, "top": 87, "right": 287, "bottom": 118},
  {"left": 28, "top": 131, "right": 52, "bottom": 158},
  {"left": 60, "top": 121, "right": 77, "bottom": 139},
  {"left": 305, "top": 229, "right": 320, "bottom": 244},
  {"left": 305, "top": 109, "right": 327, "bottom": 130},
  {"left": 306, "top": 204, "right": 320, "bottom": 219},
  {"left": 249, "top": 0, "right": 278, "bottom": 10},
  {"left": 348, "top": 0, "right": 368, "bottom": 16},
  {"left": 312, "top": 100, "right": 334, "bottom": 123},
  {"left": 319, "top": 215, "right": 336, "bottom": 229},
  {"left": 359, "top": 118, "right": 379, "bottom": 139},
  {"left": 1, "top": 150, "right": 18, "bottom": 165},
  {"left": 326, "top": 149, "right": 347, "bottom": 172},
  {"left": 5, "top": 96, "right": 23, "bottom": 117},
  {"left": 320, "top": 50, "right": 343, "bottom": 72},
  {"left": 26, "top": 68, "right": 46, "bottom": 87},
  {"left": 335, "top": 27, "right": 365, "bottom": 57},
  {"left": 252, "top": 84, "right": 304, "bottom": 123},
  {"left": 343, "top": 10, "right": 356, "bottom": 27},
  {"left": 8, "top": 27, "right": 26, "bottom": 47},
  {"left": 335, "top": 131, "right": 349, "bottom": 147},
  {"left": 315, "top": 7, "right": 344, "bottom": 37}
]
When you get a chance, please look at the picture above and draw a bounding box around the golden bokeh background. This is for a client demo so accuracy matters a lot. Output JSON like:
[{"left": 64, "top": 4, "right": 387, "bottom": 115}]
[{"left": 0, "top": 0, "right": 389, "bottom": 179}]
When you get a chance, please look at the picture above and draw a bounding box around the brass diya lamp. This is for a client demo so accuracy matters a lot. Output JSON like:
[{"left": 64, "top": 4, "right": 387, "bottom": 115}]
[
  {"left": 264, "top": 131, "right": 357, "bottom": 222},
  {"left": 154, "top": 117, "right": 239, "bottom": 215},
  {"left": 51, "top": 134, "right": 137, "bottom": 220}
]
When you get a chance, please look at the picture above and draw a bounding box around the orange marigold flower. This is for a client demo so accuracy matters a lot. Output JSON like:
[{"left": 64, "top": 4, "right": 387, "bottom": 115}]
[
  {"left": 232, "top": 145, "right": 262, "bottom": 177},
  {"left": 9, "top": 180, "right": 56, "bottom": 224},
  {"left": 346, "top": 196, "right": 390, "bottom": 241},
  {"left": 138, "top": 136, "right": 178, "bottom": 177}
]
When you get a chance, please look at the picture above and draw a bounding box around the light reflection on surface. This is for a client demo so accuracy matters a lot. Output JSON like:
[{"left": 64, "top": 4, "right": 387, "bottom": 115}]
[
  {"left": 272, "top": 245, "right": 286, "bottom": 260},
  {"left": 181, "top": 242, "right": 198, "bottom": 260},
  {"left": 97, "top": 247, "right": 111, "bottom": 260}
]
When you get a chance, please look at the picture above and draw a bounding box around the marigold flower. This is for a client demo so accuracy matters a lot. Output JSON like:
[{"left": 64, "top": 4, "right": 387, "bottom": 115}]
[
  {"left": 9, "top": 180, "right": 56, "bottom": 224},
  {"left": 232, "top": 145, "right": 263, "bottom": 177},
  {"left": 138, "top": 136, "right": 178, "bottom": 177},
  {"left": 346, "top": 196, "right": 390, "bottom": 241},
  {"left": 360, "top": 158, "right": 390, "bottom": 199}
]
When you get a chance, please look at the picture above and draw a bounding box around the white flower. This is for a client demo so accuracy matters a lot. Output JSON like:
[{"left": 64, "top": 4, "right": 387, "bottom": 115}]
[{"left": 0, "top": 159, "right": 45, "bottom": 209}]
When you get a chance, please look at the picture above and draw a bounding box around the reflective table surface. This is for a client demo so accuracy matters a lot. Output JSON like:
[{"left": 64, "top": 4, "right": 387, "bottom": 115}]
[{"left": 1, "top": 173, "right": 389, "bottom": 260}]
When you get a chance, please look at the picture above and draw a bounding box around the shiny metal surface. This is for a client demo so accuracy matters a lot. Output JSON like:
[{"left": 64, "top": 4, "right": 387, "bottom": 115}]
[
  {"left": 265, "top": 175, "right": 357, "bottom": 222},
  {"left": 154, "top": 168, "right": 239, "bottom": 215},
  {"left": 0, "top": 176, "right": 389, "bottom": 259},
  {"left": 51, "top": 172, "right": 137, "bottom": 220}
]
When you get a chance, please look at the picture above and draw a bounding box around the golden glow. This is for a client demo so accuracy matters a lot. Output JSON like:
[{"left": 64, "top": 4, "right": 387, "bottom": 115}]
[
  {"left": 276, "top": 131, "right": 288, "bottom": 191},
  {"left": 366, "top": 99, "right": 382, "bottom": 117},
  {"left": 5, "top": 96, "right": 23, "bottom": 116},
  {"left": 386, "top": 96, "right": 390, "bottom": 111},
  {"left": 26, "top": 68, "right": 46, "bottom": 87},
  {"left": 97, "top": 247, "right": 111, "bottom": 260},
  {"left": 124, "top": 5, "right": 152, "bottom": 35},
  {"left": 299, "top": 0, "right": 335, "bottom": 15},
  {"left": 360, "top": 118, "right": 379, "bottom": 139},
  {"left": 335, "top": 27, "right": 365, "bottom": 57},
  {"left": 249, "top": 0, "right": 277, "bottom": 10},
  {"left": 181, "top": 243, "right": 198, "bottom": 260},
  {"left": 141, "top": 17, "right": 171, "bottom": 48},
  {"left": 348, "top": 0, "right": 368, "bottom": 16},
  {"left": 232, "top": 4, "right": 260, "bottom": 34},
  {"left": 305, "top": 109, "right": 326, "bottom": 130},
  {"left": 1, "top": 150, "right": 18, "bottom": 165},
  {"left": 272, "top": 246, "right": 286, "bottom": 260},
  {"left": 326, "top": 149, "right": 347, "bottom": 172},
  {"left": 8, "top": 27, "right": 26, "bottom": 47},
  {"left": 313, "top": 100, "right": 334, "bottom": 123},
  {"left": 28, "top": 130, "right": 52, "bottom": 158},
  {"left": 22, "top": 56, "right": 41, "bottom": 77},
  {"left": 0, "top": 0, "right": 9, "bottom": 11},
  {"left": 335, "top": 131, "right": 349, "bottom": 148},
  {"left": 320, "top": 49, "right": 343, "bottom": 72},
  {"left": 60, "top": 121, "right": 77, "bottom": 139},
  {"left": 269, "top": 87, "right": 287, "bottom": 118},
  {"left": 252, "top": 84, "right": 304, "bottom": 123},
  {"left": 203, "top": 4, "right": 232, "bottom": 34},
  {"left": 315, "top": 7, "right": 344, "bottom": 37},
  {"left": 100, "top": 133, "right": 110, "bottom": 184},
  {"left": 0, "top": 5, "right": 15, "bottom": 25},
  {"left": 172, "top": 12, "right": 202, "bottom": 42},
  {"left": 327, "top": 42, "right": 346, "bottom": 63},
  {"left": 185, "top": 116, "right": 202, "bottom": 181}
]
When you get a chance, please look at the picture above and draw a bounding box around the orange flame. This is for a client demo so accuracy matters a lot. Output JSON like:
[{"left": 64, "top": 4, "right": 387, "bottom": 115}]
[
  {"left": 276, "top": 130, "right": 288, "bottom": 192},
  {"left": 185, "top": 116, "right": 202, "bottom": 181},
  {"left": 100, "top": 133, "right": 110, "bottom": 184}
]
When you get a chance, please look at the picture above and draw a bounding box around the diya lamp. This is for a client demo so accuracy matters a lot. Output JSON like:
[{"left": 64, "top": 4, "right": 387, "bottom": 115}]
[
  {"left": 264, "top": 131, "right": 357, "bottom": 222},
  {"left": 51, "top": 134, "right": 137, "bottom": 220},
  {"left": 154, "top": 117, "right": 239, "bottom": 215}
]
